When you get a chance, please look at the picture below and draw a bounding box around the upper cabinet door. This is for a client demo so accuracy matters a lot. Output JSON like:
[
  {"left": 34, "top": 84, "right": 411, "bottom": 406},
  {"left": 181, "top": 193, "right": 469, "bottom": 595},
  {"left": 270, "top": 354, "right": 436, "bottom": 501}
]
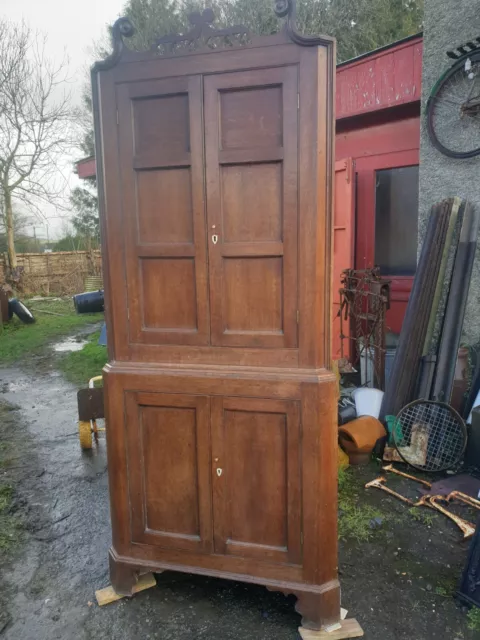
[
  {"left": 117, "top": 76, "right": 210, "bottom": 346},
  {"left": 204, "top": 67, "right": 299, "bottom": 349}
]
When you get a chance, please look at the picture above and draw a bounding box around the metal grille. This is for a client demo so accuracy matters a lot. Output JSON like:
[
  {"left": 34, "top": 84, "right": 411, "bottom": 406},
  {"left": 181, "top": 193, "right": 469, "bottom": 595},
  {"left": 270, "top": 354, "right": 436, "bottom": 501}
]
[{"left": 393, "top": 400, "right": 467, "bottom": 472}]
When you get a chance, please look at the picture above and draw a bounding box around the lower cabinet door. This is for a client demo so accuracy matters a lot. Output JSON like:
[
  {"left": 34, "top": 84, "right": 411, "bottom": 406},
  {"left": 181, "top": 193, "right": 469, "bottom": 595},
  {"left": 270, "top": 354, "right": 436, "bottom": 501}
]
[
  {"left": 125, "top": 392, "right": 212, "bottom": 552},
  {"left": 211, "top": 396, "right": 302, "bottom": 565}
]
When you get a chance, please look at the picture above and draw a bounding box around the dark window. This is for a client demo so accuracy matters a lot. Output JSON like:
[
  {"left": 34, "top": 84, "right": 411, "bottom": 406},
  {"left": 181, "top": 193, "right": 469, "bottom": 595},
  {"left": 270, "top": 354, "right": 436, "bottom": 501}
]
[{"left": 375, "top": 165, "right": 419, "bottom": 276}]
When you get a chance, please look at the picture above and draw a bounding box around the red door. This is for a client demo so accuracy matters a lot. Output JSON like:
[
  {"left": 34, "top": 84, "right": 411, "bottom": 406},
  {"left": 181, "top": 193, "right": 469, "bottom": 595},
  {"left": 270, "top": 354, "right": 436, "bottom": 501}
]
[
  {"left": 332, "top": 158, "right": 355, "bottom": 360},
  {"left": 355, "top": 149, "right": 418, "bottom": 335}
]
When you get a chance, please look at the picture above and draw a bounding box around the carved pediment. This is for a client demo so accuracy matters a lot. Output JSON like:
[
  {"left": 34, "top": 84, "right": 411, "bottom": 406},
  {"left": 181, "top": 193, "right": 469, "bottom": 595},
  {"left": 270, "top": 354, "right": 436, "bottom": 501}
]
[
  {"left": 152, "top": 8, "right": 251, "bottom": 55},
  {"left": 93, "top": 1, "right": 333, "bottom": 72}
]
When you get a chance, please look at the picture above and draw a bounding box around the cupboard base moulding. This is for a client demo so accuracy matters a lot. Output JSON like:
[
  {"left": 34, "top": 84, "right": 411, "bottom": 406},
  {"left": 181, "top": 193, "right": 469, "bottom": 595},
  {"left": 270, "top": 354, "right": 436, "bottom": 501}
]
[{"left": 109, "top": 548, "right": 341, "bottom": 631}]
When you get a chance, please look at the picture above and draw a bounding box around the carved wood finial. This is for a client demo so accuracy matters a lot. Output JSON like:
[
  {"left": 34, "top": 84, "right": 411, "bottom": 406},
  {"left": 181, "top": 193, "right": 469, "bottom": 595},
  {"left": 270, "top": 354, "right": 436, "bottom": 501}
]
[
  {"left": 152, "top": 8, "right": 250, "bottom": 55},
  {"left": 273, "top": 0, "right": 292, "bottom": 19},
  {"left": 274, "top": 0, "right": 331, "bottom": 47},
  {"left": 93, "top": 17, "right": 135, "bottom": 72}
]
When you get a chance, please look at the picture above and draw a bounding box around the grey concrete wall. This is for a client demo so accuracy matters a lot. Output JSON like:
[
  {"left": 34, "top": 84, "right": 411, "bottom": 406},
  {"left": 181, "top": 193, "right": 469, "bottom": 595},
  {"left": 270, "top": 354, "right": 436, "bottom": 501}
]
[{"left": 419, "top": 0, "right": 480, "bottom": 345}]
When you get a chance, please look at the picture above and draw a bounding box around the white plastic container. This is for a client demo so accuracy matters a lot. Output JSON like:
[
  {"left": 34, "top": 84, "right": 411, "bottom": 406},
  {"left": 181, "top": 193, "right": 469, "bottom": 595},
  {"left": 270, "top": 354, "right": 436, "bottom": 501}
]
[{"left": 353, "top": 388, "right": 384, "bottom": 420}]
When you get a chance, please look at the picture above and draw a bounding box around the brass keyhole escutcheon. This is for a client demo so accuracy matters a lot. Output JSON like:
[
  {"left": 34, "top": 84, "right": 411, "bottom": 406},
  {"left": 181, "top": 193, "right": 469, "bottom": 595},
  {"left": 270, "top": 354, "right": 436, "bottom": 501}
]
[{"left": 216, "top": 468, "right": 222, "bottom": 477}]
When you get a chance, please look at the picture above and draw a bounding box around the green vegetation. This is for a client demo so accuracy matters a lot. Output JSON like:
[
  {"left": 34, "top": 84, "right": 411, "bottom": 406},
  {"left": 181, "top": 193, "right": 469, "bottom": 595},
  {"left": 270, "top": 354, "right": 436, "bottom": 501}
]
[
  {"left": 409, "top": 507, "right": 436, "bottom": 526},
  {"left": 0, "top": 298, "right": 100, "bottom": 364},
  {"left": 338, "top": 467, "right": 385, "bottom": 542},
  {"left": 58, "top": 330, "right": 107, "bottom": 385},
  {"left": 0, "top": 404, "right": 21, "bottom": 554},
  {"left": 0, "top": 484, "right": 16, "bottom": 552},
  {"left": 468, "top": 607, "right": 480, "bottom": 632}
]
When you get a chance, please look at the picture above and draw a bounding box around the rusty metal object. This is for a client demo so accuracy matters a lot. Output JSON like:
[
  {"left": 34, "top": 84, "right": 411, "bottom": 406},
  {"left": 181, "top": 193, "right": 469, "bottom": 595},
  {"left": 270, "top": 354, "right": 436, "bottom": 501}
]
[
  {"left": 446, "top": 491, "right": 480, "bottom": 511},
  {"left": 338, "top": 268, "right": 390, "bottom": 389},
  {"left": 365, "top": 477, "right": 415, "bottom": 506},
  {"left": 428, "top": 496, "right": 475, "bottom": 539},
  {"left": 382, "top": 464, "right": 432, "bottom": 488},
  {"left": 366, "top": 476, "right": 476, "bottom": 538},
  {"left": 414, "top": 495, "right": 437, "bottom": 510}
]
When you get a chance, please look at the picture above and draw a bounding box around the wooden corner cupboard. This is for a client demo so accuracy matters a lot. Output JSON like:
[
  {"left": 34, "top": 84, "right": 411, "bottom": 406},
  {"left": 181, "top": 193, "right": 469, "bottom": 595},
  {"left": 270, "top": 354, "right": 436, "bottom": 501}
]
[{"left": 92, "top": 0, "right": 339, "bottom": 630}]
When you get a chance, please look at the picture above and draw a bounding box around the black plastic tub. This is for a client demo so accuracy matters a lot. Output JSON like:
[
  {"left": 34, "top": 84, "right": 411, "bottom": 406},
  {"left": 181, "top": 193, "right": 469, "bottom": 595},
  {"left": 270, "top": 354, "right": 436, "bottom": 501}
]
[{"left": 73, "top": 290, "right": 104, "bottom": 314}]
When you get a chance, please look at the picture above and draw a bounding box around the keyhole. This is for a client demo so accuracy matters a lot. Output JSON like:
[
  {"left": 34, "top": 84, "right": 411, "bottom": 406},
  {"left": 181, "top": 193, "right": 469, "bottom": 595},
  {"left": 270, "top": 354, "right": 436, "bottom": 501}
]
[
  {"left": 212, "top": 234, "right": 218, "bottom": 244},
  {"left": 216, "top": 468, "right": 222, "bottom": 477}
]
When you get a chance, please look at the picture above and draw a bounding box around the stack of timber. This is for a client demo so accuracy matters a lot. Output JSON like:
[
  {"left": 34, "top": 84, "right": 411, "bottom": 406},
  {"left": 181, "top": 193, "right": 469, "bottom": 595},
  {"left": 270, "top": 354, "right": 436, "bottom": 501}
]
[
  {"left": 432, "top": 202, "right": 480, "bottom": 402},
  {"left": 380, "top": 199, "right": 455, "bottom": 419},
  {"left": 382, "top": 197, "right": 480, "bottom": 420}
]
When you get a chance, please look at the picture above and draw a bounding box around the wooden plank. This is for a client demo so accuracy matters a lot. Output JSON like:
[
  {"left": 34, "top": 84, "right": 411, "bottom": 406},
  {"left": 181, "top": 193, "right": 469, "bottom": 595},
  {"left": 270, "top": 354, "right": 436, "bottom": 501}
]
[
  {"left": 299, "top": 618, "right": 364, "bottom": 640},
  {"left": 95, "top": 572, "right": 156, "bottom": 606}
]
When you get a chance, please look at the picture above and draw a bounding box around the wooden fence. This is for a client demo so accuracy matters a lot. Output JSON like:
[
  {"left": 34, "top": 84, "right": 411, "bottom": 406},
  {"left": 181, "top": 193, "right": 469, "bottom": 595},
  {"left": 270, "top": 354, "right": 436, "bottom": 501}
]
[{"left": 0, "top": 250, "right": 103, "bottom": 296}]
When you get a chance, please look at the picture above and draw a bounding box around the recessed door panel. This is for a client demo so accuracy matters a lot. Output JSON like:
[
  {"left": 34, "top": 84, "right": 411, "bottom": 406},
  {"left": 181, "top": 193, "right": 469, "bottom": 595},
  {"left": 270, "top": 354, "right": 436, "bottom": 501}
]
[
  {"left": 222, "top": 164, "right": 282, "bottom": 243},
  {"left": 125, "top": 392, "right": 212, "bottom": 552},
  {"left": 211, "top": 396, "right": 302, "bottom": 564},
  {"left": 205, "top": 67, "right": 298, "bottom": 349},
  {"left": 136, "top": 169, "right": 194, "bottom": 244},
  {"left": 220, "top": 86, "right": 283, "bottom": 149},
  {"left": 141, "top": 258, "right": 197, "bottom": 330},
  {"left": 117, "top": 76, "right": 209, "bottom": 346},
  {"left": 223, "top": 257, "right": 283, "bottom": 333}
]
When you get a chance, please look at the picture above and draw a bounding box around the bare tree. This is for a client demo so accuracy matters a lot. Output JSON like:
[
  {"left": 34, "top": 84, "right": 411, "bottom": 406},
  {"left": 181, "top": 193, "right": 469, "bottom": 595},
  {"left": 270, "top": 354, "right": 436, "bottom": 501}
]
[{"left": 0, "top": 19, "right": 74, "bottom": 272}]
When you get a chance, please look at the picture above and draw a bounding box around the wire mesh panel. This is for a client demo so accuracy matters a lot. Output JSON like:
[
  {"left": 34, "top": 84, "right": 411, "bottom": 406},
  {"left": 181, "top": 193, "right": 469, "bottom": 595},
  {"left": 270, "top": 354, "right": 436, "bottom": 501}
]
[{"left": 393, "top": 400, "right": 467, "bottom": 471}]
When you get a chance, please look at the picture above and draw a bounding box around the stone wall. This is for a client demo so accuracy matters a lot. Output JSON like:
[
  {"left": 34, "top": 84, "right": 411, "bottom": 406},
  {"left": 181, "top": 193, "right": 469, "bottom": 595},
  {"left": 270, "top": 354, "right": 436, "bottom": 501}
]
[{"left": 419, "top": 0, "right": 480, "bottom": 344}]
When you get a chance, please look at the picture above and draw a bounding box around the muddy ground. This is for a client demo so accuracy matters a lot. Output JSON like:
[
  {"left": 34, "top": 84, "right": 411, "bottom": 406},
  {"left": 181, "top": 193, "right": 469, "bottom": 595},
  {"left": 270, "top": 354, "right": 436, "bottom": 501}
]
[{"left": 0, "top": 329, "right": 478, "bottom": 639}]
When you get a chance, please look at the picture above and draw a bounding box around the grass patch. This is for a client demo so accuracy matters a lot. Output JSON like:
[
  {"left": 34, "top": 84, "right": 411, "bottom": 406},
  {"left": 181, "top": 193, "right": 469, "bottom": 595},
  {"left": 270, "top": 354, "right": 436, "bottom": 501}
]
[
  {"left": 338, "top": 467, "right": 385, "bottom": 542},
  {"left": 0, "top": 404, "right": 21, "bottom": 554},
  {"left": 468, "top": 607, "right": 480, "bottom": 631},
  {"left": 0, "top": 484, "right": 12, "bottom": 511},
  {"left": 58, "top": 331, "right": 108, "bottom": 385},
  {"left": 0, "top": 485, "right": 18, "bottom": 553},
  {"left": 409, "top": 507, "right": 436, "bottom": 526},
  {"left": 0, "top": 298, "right": 100, "bottom": 364}
]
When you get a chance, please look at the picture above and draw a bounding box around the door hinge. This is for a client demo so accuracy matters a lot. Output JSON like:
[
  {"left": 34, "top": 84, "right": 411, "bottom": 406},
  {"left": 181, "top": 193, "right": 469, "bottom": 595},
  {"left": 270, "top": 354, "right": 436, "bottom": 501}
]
[
  {"left": 296, "top": 310, "right": 300, "bottom": 323},
  {"left": 300, "top": 532, "right": 303, "bottom": 545},
  {"left": 116, "top": 110, "right": 119, "bottom": 125},
  {"left": 297, "top": 93, "right": 300, "bottom": 109}
]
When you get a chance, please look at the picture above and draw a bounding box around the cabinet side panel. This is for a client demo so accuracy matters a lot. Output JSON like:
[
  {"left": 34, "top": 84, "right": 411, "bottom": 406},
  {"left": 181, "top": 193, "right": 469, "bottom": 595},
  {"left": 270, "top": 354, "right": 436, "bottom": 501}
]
[{"left": 298, "top": 46, "right": 336, "bottom": 368}]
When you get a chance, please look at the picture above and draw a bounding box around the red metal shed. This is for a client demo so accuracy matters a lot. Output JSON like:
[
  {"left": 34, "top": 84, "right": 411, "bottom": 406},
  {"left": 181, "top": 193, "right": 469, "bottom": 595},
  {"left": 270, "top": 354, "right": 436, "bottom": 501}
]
[{"left": 332, "top": 33, "right": 422, "bottom": 358}]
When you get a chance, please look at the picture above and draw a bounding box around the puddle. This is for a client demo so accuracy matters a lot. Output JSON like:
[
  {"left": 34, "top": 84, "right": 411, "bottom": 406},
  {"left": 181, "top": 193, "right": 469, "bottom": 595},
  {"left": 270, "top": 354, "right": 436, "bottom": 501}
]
[
  {"left": 52, "top": 337, "right": 87, "bottom": 353},
  {"left": 3, "top": 380, "right": 29, "bottom": 392}
]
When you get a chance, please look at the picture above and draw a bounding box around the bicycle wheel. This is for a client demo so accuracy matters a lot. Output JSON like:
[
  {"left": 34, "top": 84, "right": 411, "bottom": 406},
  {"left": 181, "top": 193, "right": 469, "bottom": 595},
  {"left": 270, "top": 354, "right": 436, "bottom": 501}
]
[{"left": 426, "top": 51, "right": 480, "bottom": 159}]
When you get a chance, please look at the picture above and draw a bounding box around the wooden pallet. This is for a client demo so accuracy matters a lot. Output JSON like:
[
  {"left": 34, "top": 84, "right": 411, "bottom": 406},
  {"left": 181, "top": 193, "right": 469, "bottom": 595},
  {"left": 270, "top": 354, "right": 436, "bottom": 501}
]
[
  {"left": 299, "top": 619, "right": 364, "bottom": 639},
  {"left": 95, "top": 572, "right": 157, "bottom": 606}
]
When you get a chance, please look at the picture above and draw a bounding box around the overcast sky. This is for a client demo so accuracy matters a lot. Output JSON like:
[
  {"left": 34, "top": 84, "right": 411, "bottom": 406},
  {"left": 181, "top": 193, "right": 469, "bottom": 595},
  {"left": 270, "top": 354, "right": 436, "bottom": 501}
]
[{"left": 2, "top": 0, "right": 125, "bottom": 239}]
